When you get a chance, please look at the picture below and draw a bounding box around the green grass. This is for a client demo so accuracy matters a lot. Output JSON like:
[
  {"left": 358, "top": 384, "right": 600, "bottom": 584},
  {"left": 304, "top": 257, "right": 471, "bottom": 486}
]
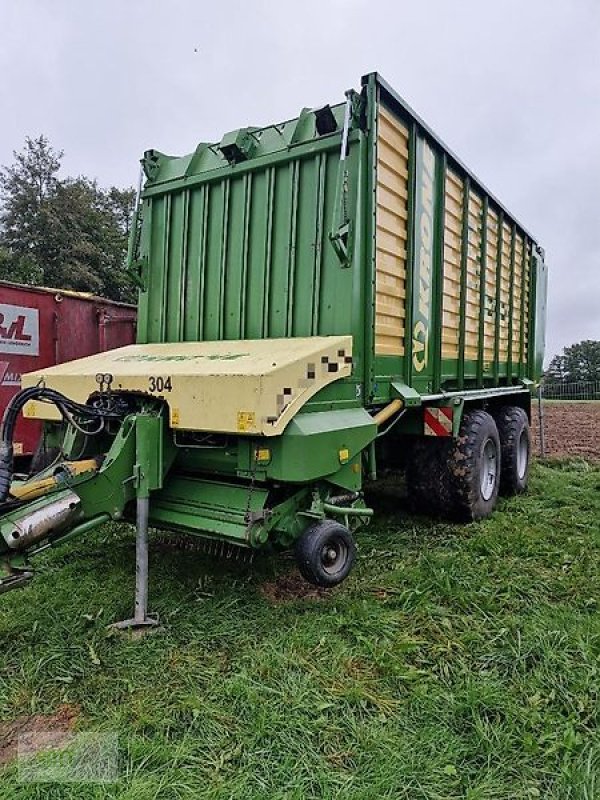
[{"left": 1, "top": 461, "right": 599, "bottom": 799}]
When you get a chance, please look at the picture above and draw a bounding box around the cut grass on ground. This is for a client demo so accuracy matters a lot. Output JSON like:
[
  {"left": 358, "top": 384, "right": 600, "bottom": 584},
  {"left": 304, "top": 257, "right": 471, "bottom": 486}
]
[{"left": 1, "top": 460, "right": 599, "bottom": 799}]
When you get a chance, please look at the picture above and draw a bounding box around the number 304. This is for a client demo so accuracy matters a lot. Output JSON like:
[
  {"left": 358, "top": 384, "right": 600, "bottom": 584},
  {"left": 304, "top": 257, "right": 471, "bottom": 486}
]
[{"left": 148, "top": 376, "right": 173, "bottom": 392}]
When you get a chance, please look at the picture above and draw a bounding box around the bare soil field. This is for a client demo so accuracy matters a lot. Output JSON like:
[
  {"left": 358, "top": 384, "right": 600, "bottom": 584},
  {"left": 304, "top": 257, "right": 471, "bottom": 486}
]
[{"left": 531, "top": 401, "right": 600, "bottom": 461}]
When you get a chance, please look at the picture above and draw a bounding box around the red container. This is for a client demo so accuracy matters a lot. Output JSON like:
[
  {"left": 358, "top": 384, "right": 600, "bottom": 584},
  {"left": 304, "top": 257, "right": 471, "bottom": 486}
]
[{"left": 0, "top": 280, "right": 136, "bottom": 461}]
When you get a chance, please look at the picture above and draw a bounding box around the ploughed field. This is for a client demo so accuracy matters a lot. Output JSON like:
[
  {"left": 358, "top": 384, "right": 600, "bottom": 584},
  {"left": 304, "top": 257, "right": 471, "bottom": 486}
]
[
  {"left": 531, "top": 401, "right": 600, "bottom": 461},
  {"left": 1, "top": 461, "right": 599, "bottom": 799}
]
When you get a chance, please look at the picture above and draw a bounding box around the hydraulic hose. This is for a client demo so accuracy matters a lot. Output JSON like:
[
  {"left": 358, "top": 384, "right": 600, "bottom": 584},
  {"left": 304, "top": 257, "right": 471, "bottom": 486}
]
[
  {"left": 0, "top": 387, "right": 122, "bottom": 503},
  {"left": 0, "top": 442, "right": 12, "bottom": 505},
  {"left": 327, "top": 492, "right": 361, "bottom": 507},
  {"left": 372, "top": 398, "right": 404, "bottom": 426}
]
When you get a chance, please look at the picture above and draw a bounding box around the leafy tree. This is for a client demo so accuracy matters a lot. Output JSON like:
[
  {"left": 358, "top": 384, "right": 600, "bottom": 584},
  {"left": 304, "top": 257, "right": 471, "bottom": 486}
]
[
  {"left": 544, "top": 353, "right": 569, "bottom": 384},
  {"left": 0, "top": 135, "right": 62, "bottom": 280},
  {"left": 97, "top": 185, "right": 136, "bottom": 301},
  {"left": 562, "top": 340, "right": 600, "bottom": 382},
  {"left": 0, "top": 245, "right": 43, "bottom": 285},
  {"left": 0, "top": 136, "right": 135, "bottom": 302},
  {"left": 41, "top": 177, "right": 136, "bottom": 301},
  {"left": 544, "top": 340, "right": 600, "bottom": 392}
]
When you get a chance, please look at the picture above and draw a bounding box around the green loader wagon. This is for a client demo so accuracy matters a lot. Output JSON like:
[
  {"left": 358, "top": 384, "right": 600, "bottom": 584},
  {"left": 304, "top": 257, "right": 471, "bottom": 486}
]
[{"left": 0, "top": 73, "right": 547, "bottom": 626}]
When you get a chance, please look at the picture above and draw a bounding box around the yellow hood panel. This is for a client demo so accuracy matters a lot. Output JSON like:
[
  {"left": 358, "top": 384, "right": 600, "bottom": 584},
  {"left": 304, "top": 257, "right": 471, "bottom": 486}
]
[{"left": 22, "top": 337, "right": 353, "bottom": 437}]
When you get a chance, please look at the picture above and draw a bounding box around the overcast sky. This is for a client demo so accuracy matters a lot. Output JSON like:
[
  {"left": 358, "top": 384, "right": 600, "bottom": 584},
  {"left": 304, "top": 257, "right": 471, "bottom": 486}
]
[{"left": 1, "top": 0, "right": 598, "bottom": 360}]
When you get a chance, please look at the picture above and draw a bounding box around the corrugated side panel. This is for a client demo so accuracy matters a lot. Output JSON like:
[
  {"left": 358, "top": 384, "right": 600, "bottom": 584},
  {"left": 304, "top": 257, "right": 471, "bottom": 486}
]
[
  {"left": 375, "top": 103, "right": 534, "bottom": 390},
  {"left": 465, "top": 189, "right": 483, "bottom": 362},
  {"left": 441, "top": 166, "right": 530, "bottom": 377},
  {"left": 138, "top": 147, "right": 358, "bottom": 349},
  {"left": 373, "top": 76, "right": 538, "bottom": 393},
  {"left": 441, "top": 168, "right": 463, "bottom": 360},
  {"left": 499, "top": 221, "right": 512, "bottom": 361},
  {"left": 522, "top": 234, "right": 530, "bottom": 363},
  {"left": 512, "top": 233, "right": 524, "bottom": 362},
  {"left": 483, "top": 206, "right": 498, "bottom": 367},
  {"left": 375, "top": 105, "right": 409, "bottom": 356}
]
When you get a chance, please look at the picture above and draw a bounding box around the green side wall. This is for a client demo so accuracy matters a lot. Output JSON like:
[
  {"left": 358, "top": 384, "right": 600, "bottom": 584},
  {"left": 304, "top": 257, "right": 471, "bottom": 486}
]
[{"left": 132, "top": 72, "right": 547, "bottom": 409}]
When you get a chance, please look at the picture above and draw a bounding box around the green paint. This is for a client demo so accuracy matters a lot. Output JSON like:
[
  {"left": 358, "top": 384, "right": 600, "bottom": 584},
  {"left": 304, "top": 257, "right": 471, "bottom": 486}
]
[
  {"left": 431, "top": 152, "right": 447, "bottom": 394},
  {"left": 493, "top": 211, "right": 504, "bottom": 385},
  {"left": 530, "top": 245, "right": 548, "bottom": 380},
  {"left": 267, "top": 408, "right": 377, "bottom": 491},
  {"left": 457, "top": 177, "right": 470, "bottom": 391},
  {"left": 477, "top": 196, "right": 489, "bottom": 385}
]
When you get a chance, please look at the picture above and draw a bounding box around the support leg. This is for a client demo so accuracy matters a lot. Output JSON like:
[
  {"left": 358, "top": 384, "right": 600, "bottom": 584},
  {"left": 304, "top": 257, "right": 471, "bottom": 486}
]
[
  {"left": 538, "top": 385, "right": 545, "bottom": 459},
  {"left": 111, "top": 497, "right": 159, "bottom": 631}
]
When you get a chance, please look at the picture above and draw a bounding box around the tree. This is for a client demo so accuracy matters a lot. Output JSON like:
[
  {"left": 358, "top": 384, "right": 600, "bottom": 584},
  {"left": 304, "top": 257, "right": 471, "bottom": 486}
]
[
  {"left": 97, "top": 186, "right": 136, "bottom": 302},
  {"left": 0, "top": 245, "right": 43, "bottom": 285},
  {"left": 0, "top": 136, "right": 136, "bottom": 302},
  {"left": 41, "top": 177, "right": 136, "bottom": 301},
  {"left": 544, "top": 340, "right": 600, "bottom": 394},
  {"left": 0, "top": 135, "right": 62, "bottom": 278},
  {"left": 544, "top": 353, "right": 569, "bottom": 384},
  {"left": 561, "top": 340, "right": 600, "bottom": 382}
]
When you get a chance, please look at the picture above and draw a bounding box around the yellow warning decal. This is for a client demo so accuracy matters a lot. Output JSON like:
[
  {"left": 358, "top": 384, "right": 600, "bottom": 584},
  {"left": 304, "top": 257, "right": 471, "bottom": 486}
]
[{"left": 237, "top": 411, "right": 256, "bottom": 433}]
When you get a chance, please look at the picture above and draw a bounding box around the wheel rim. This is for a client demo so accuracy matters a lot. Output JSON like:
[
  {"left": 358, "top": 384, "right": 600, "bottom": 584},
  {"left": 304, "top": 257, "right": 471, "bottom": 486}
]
[
  {"left": 320, "top": 537, "right": 348, "bottom": 576},
  {"left": 480, "top": 437, "right": 498, "bottom": 501},
  {"left": 517, "top": 429, "right": 529, "bottom": 480}
]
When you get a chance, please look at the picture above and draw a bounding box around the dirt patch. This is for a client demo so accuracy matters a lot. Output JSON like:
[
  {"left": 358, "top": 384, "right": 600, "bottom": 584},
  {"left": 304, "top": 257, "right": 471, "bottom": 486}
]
[
  {"left": 0, "top": 704, "right": 79, "bottom": 767},
  {"left": 531, "top": 403, "right": 600, "bottom": 462},
  {"left": 260, "top": 570, "right": 331, "bottom": 603}
]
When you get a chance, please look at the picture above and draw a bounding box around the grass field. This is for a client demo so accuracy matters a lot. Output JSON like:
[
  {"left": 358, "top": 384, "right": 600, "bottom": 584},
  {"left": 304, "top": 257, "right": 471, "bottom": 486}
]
[{"left": 1, "top": 460, "right": 599, "bottom": 799}]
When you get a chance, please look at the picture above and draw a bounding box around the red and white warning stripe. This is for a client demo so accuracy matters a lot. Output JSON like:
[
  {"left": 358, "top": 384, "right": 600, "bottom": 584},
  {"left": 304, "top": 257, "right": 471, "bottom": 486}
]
[{"left": 424, "top": 407, "right": 453, "bottom": 436}]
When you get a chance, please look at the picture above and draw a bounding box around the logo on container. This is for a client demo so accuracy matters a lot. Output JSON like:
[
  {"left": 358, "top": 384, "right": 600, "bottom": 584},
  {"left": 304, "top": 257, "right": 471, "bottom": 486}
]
[
  {"left": 412, "top": 138, "right": 435, "bottom": 375},
  {"left": 0, "top": 304, "right": 39, "bottom": 356},
  {"left": 0, "top": 361, "right": 21, "bottom": 387}
]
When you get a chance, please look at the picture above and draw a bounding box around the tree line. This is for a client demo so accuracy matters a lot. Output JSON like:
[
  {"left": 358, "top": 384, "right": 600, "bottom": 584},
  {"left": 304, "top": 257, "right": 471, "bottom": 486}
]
[
  {"left": 544, "top": 339, "right": 600, "bottom": 396},
  {"left": 0, "top": 135, "right": 136, "bottom": 303}
]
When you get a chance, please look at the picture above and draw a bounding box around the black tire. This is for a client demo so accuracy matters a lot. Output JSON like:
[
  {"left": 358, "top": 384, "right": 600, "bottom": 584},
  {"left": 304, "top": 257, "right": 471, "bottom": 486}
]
[
  {"left": 295, "top": 520, "right": 356, "bottom": 588},
  {"left": 494, "top": 406, "right": 531, "bottom": 495},
  {"left": 446, "top": 409, "right": 501, "bottom": 522},
  {"left": 406, "top": 437, "right": 452, "bottom": 517}
]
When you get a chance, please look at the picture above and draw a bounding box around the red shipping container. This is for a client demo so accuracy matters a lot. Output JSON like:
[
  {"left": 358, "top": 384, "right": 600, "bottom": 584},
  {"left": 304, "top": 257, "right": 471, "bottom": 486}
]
[{"left": 0, "top": 280, "right": 136, "bottom": 462}]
